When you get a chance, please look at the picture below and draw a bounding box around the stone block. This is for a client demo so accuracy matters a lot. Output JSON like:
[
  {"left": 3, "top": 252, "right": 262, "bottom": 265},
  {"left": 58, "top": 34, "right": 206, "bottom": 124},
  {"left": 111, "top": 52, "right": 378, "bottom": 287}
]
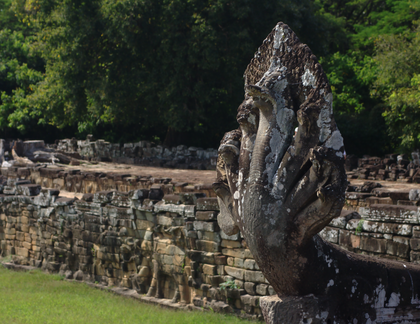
[
  {"left": 20, "top": 225, "right": 29, "bottom": 233},
  {"left": 359, "top": 204, "right": 418, "bottom": 224},
  {"left": 16, "top": 247, "right": 29, "bottom": 258},
  {"left": 5, "top": 228, "right": 16, "bottom": 235},
  {"left": 234, "top": 279, "right": 244, "bottom": 289},
  {"left": 195, "top": 211, "right": 217, "bottom": 221},
  {"left": 221, "top": 239, "right": 242, "bottom": 248},
  {"left": 220, "top": 231, "right": 240, "bottom": 241},
  {"left": 166, "top": 244, "right": 185, "bottom": 256},
  {"left": 196, "top": 240, "right": 220, "bottom": 253},
  {"left": 156, "top": 215, "right": 172, "bottom": 226},
  {"left": 203, "top": 264, "right": 217, "bottom": 275},
  {"left": 215, "top": 255, "right": 227, "bottom": 265},
  {"left": 319, "top": 227, "right": 338, "bottom": 244},
  {"left": 411, "top": 251, "right": 420, "bottom": 264},
  {"left": 200, "top": 251, "right": 218, "bottom": 264},
  {"left": 178, "top": 192, "right": 205, "bottom": 205},
  {"left": 413, "top": 227, "right": 420, "bottom": 238},
  {"left": 350, "top": 234, "right": 361, "bottom": 249},
  {"left": 16, "top": 232, "right": 25, "bottom": 241},
  {"left": 222, "top": 248, "right": 246, "bottom": 259},
  {"left": 224, "top": 266, "right": 244, "bottom": 280},
  {"left": 154, "top": 203, "right": 186, "bottom": 215},
  {"left": 245, "top": 282, "right": 256, "bottom": 295},
  {"left": 93, "top": 191, "right": 114, "bottom": 204},
  {"left": 387, "top": 237, "right": 409, "bottom": 258},
  {"left": 227, "top": 257, "right": 244, "bottom": 268},
  {"left": 17, "top": 216, "right": 29, "bottom": 224},
  {"left": 184, "top": 205, "right": 195, "bottom": 218},
  {"left": 256, "top": 284, "right": 268, "bottom": 295},
  {"left": 217, "top": 265, "right": 225, "bottom": 275},
  {"left": 410, "top": 238, "right": 420, "bottom": 251},
  {"left": 244, "top": 259, "right": 257, "bottom": 270},
  {"left": 197, "top": 231, "right": 221, "bottom": 243},
  {"left": 196, "top": 198, "right": 219, "bottom": 211},
  {"left": 244, "top": 270, "right": 267, "bottom": 284},
  {"left": 144, "top": 230, "right": 153, "bottom": 241},
  {"left": 193, "top": 221, "right": 219, "bottom": 232},
  {"left": 162, "top": 194, "right": 181, "bottom": 205},
  {"left": 360, "top": 236, "right": 386, "bottom": 253}
]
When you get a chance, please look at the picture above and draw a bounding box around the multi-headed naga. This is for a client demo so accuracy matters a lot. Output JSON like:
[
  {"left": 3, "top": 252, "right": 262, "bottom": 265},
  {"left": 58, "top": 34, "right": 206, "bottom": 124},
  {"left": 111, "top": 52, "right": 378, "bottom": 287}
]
[{"left": 214, "top": 22, "right": 420, "bottom": 323}]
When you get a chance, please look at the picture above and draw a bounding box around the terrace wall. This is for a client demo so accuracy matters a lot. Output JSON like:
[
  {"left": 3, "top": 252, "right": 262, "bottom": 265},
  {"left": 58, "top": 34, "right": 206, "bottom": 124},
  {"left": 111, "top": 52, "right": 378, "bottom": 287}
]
[
  {"left": 2, "top": 165, "right": 420, "bottom": 318},
  {"left": 0, "top": 171, "right": 269, "bottom": 319}
]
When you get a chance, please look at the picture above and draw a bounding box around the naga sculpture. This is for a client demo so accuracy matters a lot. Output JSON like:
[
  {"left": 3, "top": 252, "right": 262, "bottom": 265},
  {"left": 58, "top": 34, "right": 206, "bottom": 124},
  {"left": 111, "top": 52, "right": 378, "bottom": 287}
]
[{"left": 214, "top": 22, "right": 420, "bottom": 323}]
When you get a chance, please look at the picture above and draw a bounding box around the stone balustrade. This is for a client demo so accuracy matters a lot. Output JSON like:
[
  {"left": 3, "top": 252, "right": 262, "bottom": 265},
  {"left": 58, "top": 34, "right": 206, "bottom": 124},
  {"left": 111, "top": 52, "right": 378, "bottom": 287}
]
[{"left": 320, "top": 187, "right": 420, "bottom": 264}]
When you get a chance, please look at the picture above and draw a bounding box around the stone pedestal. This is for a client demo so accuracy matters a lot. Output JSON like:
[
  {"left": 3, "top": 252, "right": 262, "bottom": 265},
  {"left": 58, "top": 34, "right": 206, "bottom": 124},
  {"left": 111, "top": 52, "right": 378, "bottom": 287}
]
[
  {"left": 260, "top": 295, "right": 329, "bottom": 324},
  {"left": 260, "top": 295, "right": 420, "bottom": 324}
]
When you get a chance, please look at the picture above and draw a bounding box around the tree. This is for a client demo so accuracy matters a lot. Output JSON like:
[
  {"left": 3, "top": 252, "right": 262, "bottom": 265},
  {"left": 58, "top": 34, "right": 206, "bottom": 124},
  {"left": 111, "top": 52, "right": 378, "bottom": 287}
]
[
  {"left": 7, "top": 0, "right": 345, "bottom": 146},
  {"left": 316, "top": 0, "right": 420, "bottom": 155},
  {"left": 0, "top": 0, "right": 45, "bottom": 137},
  {"left": 375, "top": 25, "right": 420, "bottom": 151}
]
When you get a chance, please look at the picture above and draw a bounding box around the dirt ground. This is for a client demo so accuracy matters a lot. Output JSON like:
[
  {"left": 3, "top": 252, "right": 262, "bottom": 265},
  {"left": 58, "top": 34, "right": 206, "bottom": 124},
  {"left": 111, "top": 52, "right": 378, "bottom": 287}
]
[
  {"left": 57, "top": 161, "right": 420, "bottom": 191},
  {"left": 60, "top": 162, "right": 217, "bottom": 185}
]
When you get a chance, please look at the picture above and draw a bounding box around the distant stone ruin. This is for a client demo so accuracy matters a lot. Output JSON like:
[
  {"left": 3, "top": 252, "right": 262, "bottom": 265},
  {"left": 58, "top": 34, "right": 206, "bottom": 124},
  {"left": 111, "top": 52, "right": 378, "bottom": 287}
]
[
  {"left": 214, "top": 22, "right": 420, "bottom": 323},
  {"left": 0, "top": 138, "right": 218, "bottom": 170},
  {"left": 55, "top": 137, "right": 217, "bottom": 170},
  {"left": 348, "top": 153, "right": 420, "bottom": 183}
]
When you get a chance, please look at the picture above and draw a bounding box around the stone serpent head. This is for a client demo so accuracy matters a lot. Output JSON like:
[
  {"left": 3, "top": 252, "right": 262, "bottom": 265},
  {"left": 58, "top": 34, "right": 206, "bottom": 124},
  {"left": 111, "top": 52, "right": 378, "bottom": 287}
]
[{"left": 213, "top": 22, "right": 347, "bottom": 296}]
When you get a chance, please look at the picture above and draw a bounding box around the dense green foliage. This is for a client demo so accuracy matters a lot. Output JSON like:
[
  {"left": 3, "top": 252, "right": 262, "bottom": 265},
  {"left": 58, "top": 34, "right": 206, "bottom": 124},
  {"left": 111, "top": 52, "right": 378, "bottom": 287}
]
[
  {"left": 318, "top": 0, "right": 420, "bottom": 155},
  {"left": 1, "top": 0, "right": 420, "bottom": 154},
  {"left": 0, "top": 265, "right": 248, "bottom": 323}
]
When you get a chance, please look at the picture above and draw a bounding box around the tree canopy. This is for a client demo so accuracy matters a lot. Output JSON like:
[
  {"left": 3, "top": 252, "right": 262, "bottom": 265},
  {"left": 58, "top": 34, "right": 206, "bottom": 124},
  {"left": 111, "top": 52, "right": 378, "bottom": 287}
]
[{"left": 1, "top": 0, "right": 420, "bottom": 155}]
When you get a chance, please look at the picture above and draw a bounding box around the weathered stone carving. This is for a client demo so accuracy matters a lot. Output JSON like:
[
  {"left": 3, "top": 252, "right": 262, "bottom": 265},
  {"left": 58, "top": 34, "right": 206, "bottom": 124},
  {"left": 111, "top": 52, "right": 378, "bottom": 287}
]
[{"left": 214, "top": 22, "right": 420, "bottom": 323}]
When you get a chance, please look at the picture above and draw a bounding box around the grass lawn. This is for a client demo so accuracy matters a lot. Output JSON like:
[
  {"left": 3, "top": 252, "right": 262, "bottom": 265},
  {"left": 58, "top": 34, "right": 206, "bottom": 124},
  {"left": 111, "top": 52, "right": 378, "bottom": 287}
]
[{"left": 0, "top": 266, "right": 251, "bottom": 324}]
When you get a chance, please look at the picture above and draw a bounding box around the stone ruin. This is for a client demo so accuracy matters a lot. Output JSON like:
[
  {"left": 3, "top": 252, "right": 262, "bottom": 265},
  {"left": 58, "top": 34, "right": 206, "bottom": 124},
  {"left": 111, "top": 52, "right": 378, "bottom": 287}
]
[
  {"left": 347, "top": 153, "right": 420, "bottom": 183},
  {"left": 0, "top": 137, "right": 218, "bottom": 170},
  {"left": 214, "top": 22, "right": 420, "bottom": 323},
  {"left": 54, "top": 136, "right": 218, "bottom": 169},
  {"left": 0, "top": 170, "right": 272, "bottom": 319},
  {"left": 2, "top": 22, "right": 420, "bottom": 324}
]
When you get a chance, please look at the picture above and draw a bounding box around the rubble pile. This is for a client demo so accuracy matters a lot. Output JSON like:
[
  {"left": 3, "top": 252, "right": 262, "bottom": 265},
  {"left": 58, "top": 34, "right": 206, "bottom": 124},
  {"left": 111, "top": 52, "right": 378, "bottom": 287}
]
[{"left": 347, "top": 152, "right": 420, "bottom": 183}]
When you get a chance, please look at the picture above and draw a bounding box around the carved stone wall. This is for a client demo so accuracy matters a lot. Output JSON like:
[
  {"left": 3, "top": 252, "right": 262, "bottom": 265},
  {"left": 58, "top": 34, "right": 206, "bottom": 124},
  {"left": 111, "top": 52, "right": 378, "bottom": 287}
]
[
  {"left": 320, "top": 186, "right": 420, "bottom": 263},
  {"left": 0, "top": 172, "right": 273, "bottom": 319},
  {"left": 2, "top": 165, "right": 420, "bottom": 319}
]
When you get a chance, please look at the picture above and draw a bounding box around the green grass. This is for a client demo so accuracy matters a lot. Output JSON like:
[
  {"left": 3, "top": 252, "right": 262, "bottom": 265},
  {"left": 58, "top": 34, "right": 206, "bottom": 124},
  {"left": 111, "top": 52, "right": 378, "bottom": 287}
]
[{"left": 0, "top": 266, "right": 250, "bottom": 324}]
